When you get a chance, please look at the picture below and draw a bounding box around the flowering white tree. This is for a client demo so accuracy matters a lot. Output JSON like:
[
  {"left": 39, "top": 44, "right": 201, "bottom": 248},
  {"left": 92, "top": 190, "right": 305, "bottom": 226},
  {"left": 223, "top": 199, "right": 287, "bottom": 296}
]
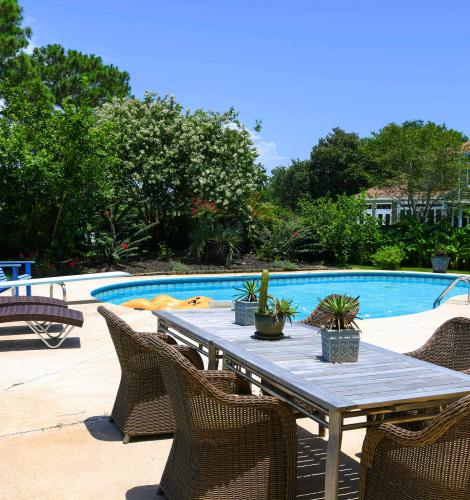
[{"left": 96, "top": 92, "right": 265, "bottom": 227}]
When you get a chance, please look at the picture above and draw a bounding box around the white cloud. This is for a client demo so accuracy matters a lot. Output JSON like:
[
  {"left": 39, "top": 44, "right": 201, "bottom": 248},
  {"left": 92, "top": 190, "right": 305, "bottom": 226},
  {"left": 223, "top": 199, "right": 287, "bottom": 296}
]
[{"left": 250, "top": 130, "right": 286, "bottom": 174}]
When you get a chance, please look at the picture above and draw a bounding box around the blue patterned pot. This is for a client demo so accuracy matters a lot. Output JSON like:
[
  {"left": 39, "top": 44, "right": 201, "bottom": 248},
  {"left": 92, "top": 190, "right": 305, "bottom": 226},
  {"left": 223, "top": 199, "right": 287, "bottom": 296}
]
[{"left": 321, "top": 328, "right": 361, "bottom": 363}]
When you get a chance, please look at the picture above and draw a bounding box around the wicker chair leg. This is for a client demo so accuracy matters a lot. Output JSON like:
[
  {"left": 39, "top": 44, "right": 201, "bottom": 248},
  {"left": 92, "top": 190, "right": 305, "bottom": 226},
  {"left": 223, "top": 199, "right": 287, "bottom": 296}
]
[{"left": 123, "top": 434, "right": 131, "bottom": 444}]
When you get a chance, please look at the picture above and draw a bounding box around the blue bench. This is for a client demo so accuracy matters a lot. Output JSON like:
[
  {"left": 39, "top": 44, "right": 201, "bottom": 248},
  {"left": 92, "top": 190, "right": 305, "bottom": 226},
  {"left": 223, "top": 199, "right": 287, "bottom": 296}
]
[{"left": 0, "top": 261, "right": 34, "bottom": 296}]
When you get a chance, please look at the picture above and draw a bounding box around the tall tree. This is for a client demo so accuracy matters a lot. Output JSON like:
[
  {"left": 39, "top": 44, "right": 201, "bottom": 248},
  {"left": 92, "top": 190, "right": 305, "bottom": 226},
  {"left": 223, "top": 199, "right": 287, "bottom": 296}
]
[
  {"left": 31, "top": 44, "right": 131, "bottom": 107},
  {"left": 0, "top": 0, "right": 30, "bottom": 75},
  {"left": 309, "top": 127, "right": 375, "bottom": 199},
  {"left": 364, "top": 120, "right": 468, "bottom": 221},
  {"left": 268, "top": 160, "right": 311, "bottom": 209}
]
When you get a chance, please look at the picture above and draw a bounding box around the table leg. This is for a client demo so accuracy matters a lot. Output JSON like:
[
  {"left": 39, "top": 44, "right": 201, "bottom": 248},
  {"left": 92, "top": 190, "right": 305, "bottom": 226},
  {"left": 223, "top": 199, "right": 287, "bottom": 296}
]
[
  {"left": 325, "top": 410, "right": 342, "bottom": 500},
  {"left": 207, "top": 343, "right": 218, "bottom": 369}
]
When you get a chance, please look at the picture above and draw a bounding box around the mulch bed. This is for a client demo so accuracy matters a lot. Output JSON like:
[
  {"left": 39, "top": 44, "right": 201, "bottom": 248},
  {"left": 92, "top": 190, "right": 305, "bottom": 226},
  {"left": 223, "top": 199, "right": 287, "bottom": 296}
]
[{"left": 35, "top": 254, "right": 335, "bottom": 277}]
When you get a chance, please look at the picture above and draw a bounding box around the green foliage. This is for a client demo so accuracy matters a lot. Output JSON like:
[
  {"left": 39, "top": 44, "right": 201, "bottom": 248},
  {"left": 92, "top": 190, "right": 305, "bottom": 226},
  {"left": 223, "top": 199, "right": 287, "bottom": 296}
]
[
  {"left": 258, "top": 270, "right": 269, "bottom": 314},
  {"left": 189, "top": 222, "right": 242, "bottom": 264},
  {"left": 268, "top": 160, "right": 311, "bottom": 209},
  {"left": 271, "top": 298, "right": 298, "bottom": 323},
  {"left": 309, "top": 128, "right": 376, "bottom": 199},
  {"left": 0, "top": 88, "right": 114, "bottom": 258},
  {"left": 298, "top": 195, "right": 382, "bottom": 264},
  {"left": 30, "top": 44, "right": 131, "bottom": 107},
  {"left": 96, "top": 93, "right": 265, "bottom": 234},
  {"left": 93, "top": 212, "right": 157, "bottom": 264},
  {"left": 363, "top": 120, "right": 468, "bottom": 221},
  {"left": 371, "top": 245, "right": 405, "bottom": 270},
  {"left": 169, "top": 261, "right": 191, "bottom": 273},
  {"left": 233, "top": 280, "right": 260, "bottom": 302},
  {"left": 318, "top": 294, "right": 360, "bottom": 330},
  {"left": 0, "top": 0, "right": 31, "bottom": 74},
  {"left": 272, "top": 260, "right": 299, "bottom": 271}
]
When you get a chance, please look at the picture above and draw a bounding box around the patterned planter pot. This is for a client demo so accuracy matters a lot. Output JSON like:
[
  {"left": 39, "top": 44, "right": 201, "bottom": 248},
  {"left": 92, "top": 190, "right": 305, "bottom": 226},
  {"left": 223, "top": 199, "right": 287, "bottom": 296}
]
[
  {"left": 431, "top": 256, "right": 450, "bottom": 273},
  {"left": 234, "top": 301, "right": 259, "bottom": 326},
  {"left": 321, "top": 328, "right": 361, "bottom": 363}
]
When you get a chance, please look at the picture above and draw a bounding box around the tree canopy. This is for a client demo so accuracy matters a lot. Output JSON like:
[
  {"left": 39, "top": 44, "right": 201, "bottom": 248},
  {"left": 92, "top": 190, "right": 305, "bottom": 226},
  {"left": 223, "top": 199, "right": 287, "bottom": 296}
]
[
  {"left": 309, "top": 127, "right": 376, "bottom": 199},
  {"left": 96, "top": 92, "right": 265, "bottom": 241},
  {"left": 363, "top": 120, "right": 468, "bottom": 221},
  {"left": 0, "top": 0, "right": 30, "bottom": 74},
  {"left": 31, "top": 44, "right": 131, "bottom": 107}
]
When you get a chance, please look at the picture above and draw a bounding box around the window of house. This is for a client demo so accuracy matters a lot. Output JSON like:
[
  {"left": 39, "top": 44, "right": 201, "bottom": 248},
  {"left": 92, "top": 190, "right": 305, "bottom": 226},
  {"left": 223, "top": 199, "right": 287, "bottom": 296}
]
[{"left": 377, "top": 204, "right": 392, "bottom": 210}]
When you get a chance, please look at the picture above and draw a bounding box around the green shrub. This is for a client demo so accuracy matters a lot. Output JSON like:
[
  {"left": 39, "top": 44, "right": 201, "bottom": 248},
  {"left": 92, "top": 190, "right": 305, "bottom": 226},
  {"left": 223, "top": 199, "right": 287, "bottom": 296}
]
[
  {"left": 189, "top": 222, "right": 242, "bottom": 264},
  {"left": 371, "top": 245, "right": 405, "bottom": 270},
  {"left": 272, "top": 260, "right": 299, "bottom": 271},
  {"left": 170, "top": 261, "right": 191, "bottom": 273}
]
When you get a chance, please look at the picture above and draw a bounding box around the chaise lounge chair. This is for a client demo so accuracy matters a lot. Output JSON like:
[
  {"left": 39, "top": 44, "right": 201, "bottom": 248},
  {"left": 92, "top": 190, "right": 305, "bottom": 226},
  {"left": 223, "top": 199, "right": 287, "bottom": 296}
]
[
  {"left": 0, "top": 295, "right": 67, "bottom": 308},
  {"left": 0, "top": 304, "right": 83, "bottom": 348}
]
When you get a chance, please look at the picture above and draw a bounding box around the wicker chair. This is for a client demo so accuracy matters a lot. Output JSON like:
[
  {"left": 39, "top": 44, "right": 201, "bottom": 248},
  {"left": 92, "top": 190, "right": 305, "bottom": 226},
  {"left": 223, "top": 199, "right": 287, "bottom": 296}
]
[
  {"left": 147, "top": 334, "right": 298, "bottom": 500},
  {"left": 98, "top": 306, "right": 204, "bottom": 443},
  {"left": 406, "top": 317, "right": 470, "bottom": 372},
  {"left": 359, "top": 394, "right": 470, "bottom": 500}
]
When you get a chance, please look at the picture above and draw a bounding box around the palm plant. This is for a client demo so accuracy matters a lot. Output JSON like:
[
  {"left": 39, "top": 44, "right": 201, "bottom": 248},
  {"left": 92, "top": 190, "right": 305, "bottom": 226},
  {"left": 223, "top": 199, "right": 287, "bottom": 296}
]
[
  {"left": 189, "top": 222, "right": 242, "bottom": 264},
  {"left": 233, "top": 280, "right": 260, "bottom": 302},
  {"left": 318, "top": 294, "right": 360, "bottom": 331}
]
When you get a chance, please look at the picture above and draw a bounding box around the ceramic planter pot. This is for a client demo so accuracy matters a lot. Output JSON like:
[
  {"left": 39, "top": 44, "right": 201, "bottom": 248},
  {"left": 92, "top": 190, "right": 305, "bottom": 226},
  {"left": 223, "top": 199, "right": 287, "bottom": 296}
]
[
  {"left": 321, "top": 328, "right": 361, "bottom": 363},
  {"left": 254, "top": 313, "right": 286, "bottom": 340},
  {"left": 431, "top": 256, "right": 450, "bottom": 273},
  {"left": 234, "top": 300, "right": 259, "bottom": 326}
]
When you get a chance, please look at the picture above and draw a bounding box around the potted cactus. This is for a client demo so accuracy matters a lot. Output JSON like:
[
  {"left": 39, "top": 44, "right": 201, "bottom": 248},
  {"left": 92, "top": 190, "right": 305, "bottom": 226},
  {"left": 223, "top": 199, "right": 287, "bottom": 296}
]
[
  {"left": 254, "top": 270, "right": 297, "bottom": 340},
  {"left": 233, "top": 280, "right": 260, "bottom": 326},
  {"left": 318, "top": 294, "right": 361, "bottom": 363}
]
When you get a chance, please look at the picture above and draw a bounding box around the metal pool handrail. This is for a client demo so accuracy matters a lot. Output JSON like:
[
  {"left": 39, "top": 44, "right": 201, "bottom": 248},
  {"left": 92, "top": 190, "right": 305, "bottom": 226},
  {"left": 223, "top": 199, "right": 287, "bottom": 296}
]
[{"left": 433, "top": 276, "right": 470, "bottom": 308}]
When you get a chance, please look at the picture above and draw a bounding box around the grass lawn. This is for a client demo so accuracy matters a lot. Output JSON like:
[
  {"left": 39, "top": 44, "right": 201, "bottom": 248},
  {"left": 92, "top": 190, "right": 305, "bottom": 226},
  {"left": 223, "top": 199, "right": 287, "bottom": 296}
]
[{"left": 352, "top": 265, "right": 470, "bottom": 275}]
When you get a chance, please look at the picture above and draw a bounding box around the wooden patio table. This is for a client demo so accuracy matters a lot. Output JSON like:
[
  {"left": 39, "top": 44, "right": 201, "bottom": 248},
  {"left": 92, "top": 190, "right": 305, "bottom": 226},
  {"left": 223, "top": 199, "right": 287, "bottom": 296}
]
[{"left": 154, "top": 307, "right": 470, "bottom": 500}]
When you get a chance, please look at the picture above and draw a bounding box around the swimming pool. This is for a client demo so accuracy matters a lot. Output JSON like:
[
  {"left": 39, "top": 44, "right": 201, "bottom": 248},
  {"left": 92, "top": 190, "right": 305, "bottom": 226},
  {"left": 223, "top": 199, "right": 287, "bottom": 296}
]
[{"left": 91, "top": 271, "right": 469, "bottom": 320}]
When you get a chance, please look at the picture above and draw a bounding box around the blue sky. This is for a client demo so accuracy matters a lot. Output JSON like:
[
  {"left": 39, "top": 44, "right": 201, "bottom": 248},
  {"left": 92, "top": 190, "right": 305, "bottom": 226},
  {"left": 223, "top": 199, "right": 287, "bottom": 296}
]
[{"left": 22, "top": 0, "right": 470, "bottom": 172}]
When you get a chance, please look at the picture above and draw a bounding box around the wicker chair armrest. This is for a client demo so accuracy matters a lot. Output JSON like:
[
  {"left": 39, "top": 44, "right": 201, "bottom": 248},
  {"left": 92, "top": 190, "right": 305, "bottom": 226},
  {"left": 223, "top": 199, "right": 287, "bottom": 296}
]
[
  {"left": 363, "top": 395, "right": 470, "bottom": 465},
  {"left": 202, "top": 370, "right": 251, "bottom": 394},
  {"left": 174, "top": 345, "right": 204, "bottom": 370}
]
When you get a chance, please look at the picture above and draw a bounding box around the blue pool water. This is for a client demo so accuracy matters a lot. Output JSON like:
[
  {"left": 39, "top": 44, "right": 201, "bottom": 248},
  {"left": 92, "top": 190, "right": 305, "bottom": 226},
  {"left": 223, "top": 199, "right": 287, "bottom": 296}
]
[{"left": 91, "top": 272, "right": 468, "bottom": 320}]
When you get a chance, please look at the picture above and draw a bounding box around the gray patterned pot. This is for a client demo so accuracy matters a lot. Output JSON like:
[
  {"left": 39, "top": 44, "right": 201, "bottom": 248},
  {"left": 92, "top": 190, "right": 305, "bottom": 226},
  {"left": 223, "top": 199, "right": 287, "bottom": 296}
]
[
  {"left": 321, "top": 328, "right": 361, "bottom": 363},
  {"left": 431, "top": 256, "right": 450, "bottom": 273},
  {"left": 234, "top": 300, "right": 259, "bottom": 326}
]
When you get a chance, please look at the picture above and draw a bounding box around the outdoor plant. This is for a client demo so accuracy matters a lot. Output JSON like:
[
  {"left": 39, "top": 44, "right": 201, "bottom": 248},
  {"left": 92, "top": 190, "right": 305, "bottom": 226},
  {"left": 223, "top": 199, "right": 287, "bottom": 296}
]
[
  {"left": 371, "top": 245, "right": 405, "bottom": 270},
  {"left": 233, "top": 279, "right": 260, "bottom": 326},
  {"left": 169, "top": 261, "right": 191, "bottom": 273},
  {"left": 272, "top": 259, "right": 300, "bottom": 271},
  {"left": 94, "top": 211, "right": 157, "bottom": 264},
  {"left": 233, "top": 280, "right": 260, "bottom": 302},
  {"left": 189, "top": 222, "right": 242, "bottom": 265},
  {"left": 254, "top": 270, "right": 298, "bottom": 338},
  {"left": 318, "top": 294, "right": 360, "bottom": 331},
  {"left": 318, "top": 294, "right": 361, "bottom": 363}
]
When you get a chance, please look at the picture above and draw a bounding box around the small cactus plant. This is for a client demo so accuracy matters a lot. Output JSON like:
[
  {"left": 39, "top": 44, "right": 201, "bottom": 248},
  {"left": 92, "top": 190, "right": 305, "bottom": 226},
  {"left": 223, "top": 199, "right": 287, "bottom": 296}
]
[{"left": 258, "top": 269, "right": 269, "bottom": 314}]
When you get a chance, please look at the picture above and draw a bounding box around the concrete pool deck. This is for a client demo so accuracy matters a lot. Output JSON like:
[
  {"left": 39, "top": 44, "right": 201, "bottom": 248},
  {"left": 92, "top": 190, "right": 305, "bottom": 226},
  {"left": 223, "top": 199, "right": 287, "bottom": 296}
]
[{"left": 0, "top": 271, "right": 469, "bottom": 499}]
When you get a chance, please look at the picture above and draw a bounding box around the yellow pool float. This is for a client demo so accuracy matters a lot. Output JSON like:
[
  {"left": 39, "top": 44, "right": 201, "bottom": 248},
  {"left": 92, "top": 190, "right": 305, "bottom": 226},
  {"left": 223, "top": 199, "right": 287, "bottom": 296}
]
[{"left": 121, "top": 294, "right": 213, "bottom": 311}]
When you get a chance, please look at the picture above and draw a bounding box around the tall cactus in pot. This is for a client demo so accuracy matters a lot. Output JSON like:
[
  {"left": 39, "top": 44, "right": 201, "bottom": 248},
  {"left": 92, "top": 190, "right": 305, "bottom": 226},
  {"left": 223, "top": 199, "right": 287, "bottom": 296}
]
[{"left": 258, "top": 270, "right": 269, "bottom": 314}]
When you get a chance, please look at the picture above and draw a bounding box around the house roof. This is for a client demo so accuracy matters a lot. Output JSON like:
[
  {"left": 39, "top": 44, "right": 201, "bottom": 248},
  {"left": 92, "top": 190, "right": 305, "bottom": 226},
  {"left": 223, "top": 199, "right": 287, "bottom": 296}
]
[
  {"left": 364, "top": 186, "right": 402, "bottom": 199},
  {"left": 462, "top": 141, "right": 470, "bottom": 153}
]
